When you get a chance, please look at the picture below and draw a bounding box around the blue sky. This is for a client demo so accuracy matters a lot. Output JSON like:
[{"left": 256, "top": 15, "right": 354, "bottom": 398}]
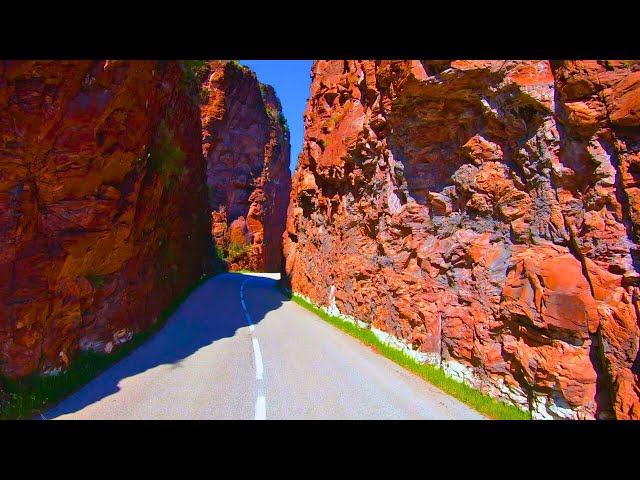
[{"left": 239, "top": 60, "right": 313, "bottom": 175}]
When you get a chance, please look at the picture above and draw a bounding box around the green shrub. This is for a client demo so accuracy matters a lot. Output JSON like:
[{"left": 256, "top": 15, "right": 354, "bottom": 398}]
[
  {"left": 228, "top": 241, "right": 250, "bottom": 259},
  {"left": 179, "top": 60, "right": 209, "bottom": 85},
  {"left": 265, "top": 104, "right": 276, "bottom": 121},
  {"left": 199, "top": 86, "right": 210, "bottom": 105},
  {"left": 147, "top": 121, "right": 187, "bottom": 190},
  {"left": 178, "top": 60, "right": 210, "bottom": 105},
  {"left": 279, "top": 112, "right": 289, "bottom": 132},
  {"left": 259, "top": 83, "right": 268, "bottom": 100},
  {"left": 85, "top": 275, "right": 106, "bottom": 288},
  {"left": 215, "top": 244, "right": 226, "bottom": 260},
  {"left": 214, "top": 238, "right": 249, "bottom": 262}
]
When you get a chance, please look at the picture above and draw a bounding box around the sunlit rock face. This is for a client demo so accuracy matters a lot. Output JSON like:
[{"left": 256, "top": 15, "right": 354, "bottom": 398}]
[
  {"left": 283, "top": 60, "right": 640, "bottom": 419},
  {"left": 0, "top": 60, "right": 211, "bottom": 378},
  {"left": 201, "top": 61, "right": 291, "bottom": 272}
]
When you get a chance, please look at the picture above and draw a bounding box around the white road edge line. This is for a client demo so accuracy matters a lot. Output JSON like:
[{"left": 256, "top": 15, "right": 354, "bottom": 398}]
[
  {"left": 255, "top": 396, "right": 266, "bottom": 420},
  {"left": 252, "top": 338, "right": 264, "bottom": 380}
]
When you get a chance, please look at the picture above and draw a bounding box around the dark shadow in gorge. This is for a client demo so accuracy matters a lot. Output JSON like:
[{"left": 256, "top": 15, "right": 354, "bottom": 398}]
[{"left": 43, "top": 273, "right": 286, "bottom": 418}]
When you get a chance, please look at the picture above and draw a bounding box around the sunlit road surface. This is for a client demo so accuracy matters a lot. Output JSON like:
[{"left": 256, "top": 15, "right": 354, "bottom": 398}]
[{"left": 47, "top": 273, "right": 485, "bottom": 420}]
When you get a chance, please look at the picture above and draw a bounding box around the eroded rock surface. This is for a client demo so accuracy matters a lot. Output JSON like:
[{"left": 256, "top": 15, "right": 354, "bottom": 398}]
[
  {"left": 0, "top": 60, "right": 211, "bottom": 378},
  {"left": 201, "top": 61, "right": 291, "bottom": 272},
  {"left": 283, "top": 60, "right": 640, "bottom": 419}
]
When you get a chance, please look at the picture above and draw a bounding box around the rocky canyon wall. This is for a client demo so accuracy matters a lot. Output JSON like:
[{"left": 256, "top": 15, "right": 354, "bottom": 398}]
[
  {"left": 201, "top": 61, "right": 291, "bottom": 272},
  {"left": 283, "top": 60, "right": 640, "bottom": 419},
  {"left": 0, "top": 60, "right": 212, "bottom": 378}
]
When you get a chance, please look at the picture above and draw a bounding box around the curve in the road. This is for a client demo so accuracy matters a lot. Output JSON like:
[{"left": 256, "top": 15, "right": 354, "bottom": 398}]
[{"left": 46, "top": 273, "right": 485, "bottom": 420}]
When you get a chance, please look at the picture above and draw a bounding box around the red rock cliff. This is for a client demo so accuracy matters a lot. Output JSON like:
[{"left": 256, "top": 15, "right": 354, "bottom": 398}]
[
  {"left": 0, "top": 60, "right": 211, "bottom": 378},
  {"left": 201, "top": 61, "right": 291, "bottom": 272},
  {"left": 283, "top": 60, "right": 640, "bottom": 419}
]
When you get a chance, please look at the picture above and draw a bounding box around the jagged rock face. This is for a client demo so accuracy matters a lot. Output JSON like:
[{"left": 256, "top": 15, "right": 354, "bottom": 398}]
[
  {"left": 201, "top": 61, "right": 291, "bottom": 272},
  {"left": 0, "top": 60, "right": 211, "bottom": 378},
  {"left": 283, "top": 60, "right": 640, "bottom": 419}
]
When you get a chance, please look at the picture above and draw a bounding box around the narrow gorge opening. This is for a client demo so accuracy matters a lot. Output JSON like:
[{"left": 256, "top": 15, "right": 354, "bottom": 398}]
[
  {"left": 199, "top": 60, "right": 292, "bottom": 273},
  {"left": 197, "top": 60, "right": 311, "bottom": 275}
]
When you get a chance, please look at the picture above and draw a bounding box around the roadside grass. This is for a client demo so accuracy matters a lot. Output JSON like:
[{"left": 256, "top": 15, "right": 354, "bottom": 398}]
[
  {"left": 0, "top": 273, "right": 217, "bottom": 420},
  {"left": 284, "top": 290, "right": 531, "bottom": 420}
]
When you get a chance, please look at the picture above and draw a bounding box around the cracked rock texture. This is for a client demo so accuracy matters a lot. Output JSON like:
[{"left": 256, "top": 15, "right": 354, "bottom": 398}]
[
  {"left": 0, "top": 60, "right": 211, "bottom": 378},
  {"left": 283, "top": 60, "right": 640, "bottom": 419},
  {"left": 201, "top": 61, "right": 291, "bottom": 272}
]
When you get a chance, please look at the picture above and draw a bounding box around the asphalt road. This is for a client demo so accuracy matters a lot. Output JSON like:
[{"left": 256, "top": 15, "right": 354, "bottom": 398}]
[{"left": 46, "top": 273, "right": 485, "bottom": 420}]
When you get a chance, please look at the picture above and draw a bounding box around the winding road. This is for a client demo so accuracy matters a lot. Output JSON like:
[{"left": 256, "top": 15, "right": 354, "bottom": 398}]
[{"left": 46, "top": 273, "right": 484, "bottom": 420}]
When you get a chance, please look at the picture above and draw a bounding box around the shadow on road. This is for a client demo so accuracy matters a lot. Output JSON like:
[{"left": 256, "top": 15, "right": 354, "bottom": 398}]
[{"left": 45, "top": 272, "right": 286, "bottom": 418}]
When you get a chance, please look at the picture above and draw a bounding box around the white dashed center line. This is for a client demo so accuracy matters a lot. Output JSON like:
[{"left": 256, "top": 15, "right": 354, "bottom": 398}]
[
  {"left": 240, "top": 277, "right": 266, "bottom": 420},
  {"left": 255, "top": 396, "right": 266, "bottom": 420},
  {"left": 252, "top": 338, "right": 264, "bottom": 380}
]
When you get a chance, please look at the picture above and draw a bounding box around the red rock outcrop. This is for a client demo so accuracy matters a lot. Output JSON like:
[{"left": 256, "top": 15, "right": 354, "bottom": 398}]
[
  {"left": 283, "top": 60, "right": 640, "bottom": 419},
  {"left": 201, "top": 61, "right": 291, "bottom": 272},
  {"left": 0, "top": 60, "right": 212, "bottom": 378}
]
